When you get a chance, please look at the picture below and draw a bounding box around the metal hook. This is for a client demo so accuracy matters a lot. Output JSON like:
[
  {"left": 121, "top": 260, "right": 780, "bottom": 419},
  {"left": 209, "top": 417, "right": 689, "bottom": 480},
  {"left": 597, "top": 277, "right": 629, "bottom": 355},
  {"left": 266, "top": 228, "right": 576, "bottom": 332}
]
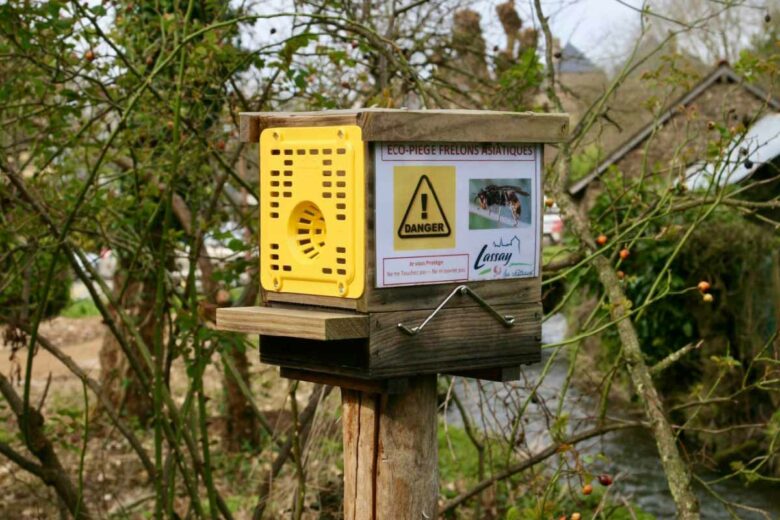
[{"left": 397, "top": 285, "right": 515, "bottom": 336}]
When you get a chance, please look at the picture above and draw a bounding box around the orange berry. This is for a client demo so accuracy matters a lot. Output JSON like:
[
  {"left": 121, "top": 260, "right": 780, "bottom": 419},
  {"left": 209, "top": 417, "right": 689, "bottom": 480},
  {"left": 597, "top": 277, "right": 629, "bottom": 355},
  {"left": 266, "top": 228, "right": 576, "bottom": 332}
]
[
  {"left": 545, "top": 197, "right": 554, "bottom": 208},
  {"left": 582, "top": 484, "right": 593, "bottom": 495},
  {"left": 619, "top": 248, "right": 630, "bottom": 260},
  {"left": 571, "top": 513, "right": 582, "bottom": 520},
  {"left": 596, "top": 234, "right": 607, "bottom": 246},
  {"left": 703, "top": 293, "right": 714, "bottom": 303},
  {"left": 617, "top": 270, "right": 625, "bottom": 280},
  {"left": 697, "top": 281, "right": 711, "bottom": 292},
  {"left": 85, "top": 49, "right": 96, "bottom": 62}
]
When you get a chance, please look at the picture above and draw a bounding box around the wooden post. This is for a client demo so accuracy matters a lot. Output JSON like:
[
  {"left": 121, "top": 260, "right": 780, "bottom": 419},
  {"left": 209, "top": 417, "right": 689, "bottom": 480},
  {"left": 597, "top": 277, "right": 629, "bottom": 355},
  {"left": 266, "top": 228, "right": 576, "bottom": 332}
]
[{"left": 342, "top": 375, "right": 438, "bottom": 519}]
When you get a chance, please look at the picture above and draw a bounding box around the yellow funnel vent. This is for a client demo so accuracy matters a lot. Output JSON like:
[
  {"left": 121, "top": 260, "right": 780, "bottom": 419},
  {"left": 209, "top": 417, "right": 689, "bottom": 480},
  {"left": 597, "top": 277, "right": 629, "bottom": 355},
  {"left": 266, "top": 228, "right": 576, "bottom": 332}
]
[
  {"left": 290, "top": 202, "right": 326, "bottom": 261},
  {"left": 259, "top": 125, "right": 365, "bottom": 298}
]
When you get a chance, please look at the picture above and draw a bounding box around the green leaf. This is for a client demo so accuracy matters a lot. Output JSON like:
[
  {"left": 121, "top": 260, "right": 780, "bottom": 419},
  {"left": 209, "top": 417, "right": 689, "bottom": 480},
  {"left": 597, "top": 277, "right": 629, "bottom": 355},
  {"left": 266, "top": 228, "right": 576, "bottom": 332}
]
[
  {"left": 281, "top": 32, "right": 317, "bottom": 66},
  {"left": 89, "top": 5, "right": 107, "bottom": 16},
  {"left": 226, "top": 238, "right": 248, "bottom": 252}
]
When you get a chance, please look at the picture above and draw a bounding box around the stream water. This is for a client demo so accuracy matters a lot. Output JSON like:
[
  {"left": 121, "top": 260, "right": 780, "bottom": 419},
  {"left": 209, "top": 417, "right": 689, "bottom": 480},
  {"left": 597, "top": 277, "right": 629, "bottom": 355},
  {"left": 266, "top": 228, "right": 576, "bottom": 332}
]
[{"left": 446, "top": 314, "right": 780, "bottom": 518}]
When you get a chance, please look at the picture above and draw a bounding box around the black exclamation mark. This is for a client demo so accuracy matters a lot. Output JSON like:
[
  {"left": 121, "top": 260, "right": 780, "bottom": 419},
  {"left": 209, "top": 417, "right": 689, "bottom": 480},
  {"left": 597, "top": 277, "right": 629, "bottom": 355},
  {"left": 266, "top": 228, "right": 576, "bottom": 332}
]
[{"left": 421, "top": 193, "right": 428, "bottom": 220}]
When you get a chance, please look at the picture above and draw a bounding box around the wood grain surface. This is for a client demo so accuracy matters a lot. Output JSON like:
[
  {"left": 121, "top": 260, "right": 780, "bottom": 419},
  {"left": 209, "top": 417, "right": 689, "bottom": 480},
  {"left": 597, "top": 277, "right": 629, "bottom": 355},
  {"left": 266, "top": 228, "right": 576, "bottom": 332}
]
[
  {"left": 368, "top": 303, "right": 542, "bottom": 377},
  {"left": 342, "top": 375, "right": 438, "bottom": 520},
  {"left": 216, "top": 306, "right": 368, "bottom": 340},
  {"left": 240, "top": 109, "right": 569, "bottom": 143},
  {"left": 280, "top": 367, "right": 408, "bottom": 394}
]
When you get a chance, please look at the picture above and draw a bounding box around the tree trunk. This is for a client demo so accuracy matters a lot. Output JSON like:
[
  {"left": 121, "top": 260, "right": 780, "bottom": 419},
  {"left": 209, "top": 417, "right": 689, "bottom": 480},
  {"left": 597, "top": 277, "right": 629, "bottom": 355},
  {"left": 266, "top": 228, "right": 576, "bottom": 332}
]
[
  {"left": 220, "top": 269, "right": 260, "bottom": 451},
  {"left": 98, "top": 269, "right": 156, "bottom": 425},
  {"left": 223, "top": 345, "right": 260, "bottom": 451},
  {"left": 532, "top": 0, "right": 701, "bottom": 508},
  {"left": 555, "top": 190, "right": 701, "bottom": 519}
]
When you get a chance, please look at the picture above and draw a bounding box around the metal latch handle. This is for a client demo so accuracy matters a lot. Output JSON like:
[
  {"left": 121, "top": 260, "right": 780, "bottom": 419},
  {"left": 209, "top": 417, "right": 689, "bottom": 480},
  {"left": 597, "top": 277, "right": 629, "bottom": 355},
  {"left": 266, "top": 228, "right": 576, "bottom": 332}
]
[{"left": 397, "top": 285, "right": 515, "bottom": 336}]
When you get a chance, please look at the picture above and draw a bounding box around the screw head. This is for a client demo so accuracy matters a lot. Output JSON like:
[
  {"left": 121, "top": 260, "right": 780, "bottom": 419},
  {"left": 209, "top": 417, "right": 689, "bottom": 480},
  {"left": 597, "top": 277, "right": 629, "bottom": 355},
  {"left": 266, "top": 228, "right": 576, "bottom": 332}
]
[
  {"left": 338, "top": 282, "right": 345, "bottom": 294},
  {"left": 337, "top": 129, "right": 345, "bottom": 139},
  {"left": 272, "top": 131, "right": 280, "bottom": 140}
]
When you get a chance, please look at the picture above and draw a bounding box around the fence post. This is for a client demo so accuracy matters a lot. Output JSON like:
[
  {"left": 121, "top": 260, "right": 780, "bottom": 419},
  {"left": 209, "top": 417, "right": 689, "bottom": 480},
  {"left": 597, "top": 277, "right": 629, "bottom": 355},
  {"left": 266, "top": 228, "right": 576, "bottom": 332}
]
[{"left": 342, "top": 375, "right": 438, "bottom": 519}]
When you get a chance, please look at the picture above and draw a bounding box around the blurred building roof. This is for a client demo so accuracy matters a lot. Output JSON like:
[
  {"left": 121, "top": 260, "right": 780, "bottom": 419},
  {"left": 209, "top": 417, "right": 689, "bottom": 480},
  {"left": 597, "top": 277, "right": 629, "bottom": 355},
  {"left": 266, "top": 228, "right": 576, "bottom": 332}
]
[
  {"left": 684, "top": 113, "right": 780, "bottom": 189},
  {"left": 556, "top": 42, "right": 598, "bottom": 74},
  {"left": 569, "top": 63, "right": 780, "bottom": 196}
]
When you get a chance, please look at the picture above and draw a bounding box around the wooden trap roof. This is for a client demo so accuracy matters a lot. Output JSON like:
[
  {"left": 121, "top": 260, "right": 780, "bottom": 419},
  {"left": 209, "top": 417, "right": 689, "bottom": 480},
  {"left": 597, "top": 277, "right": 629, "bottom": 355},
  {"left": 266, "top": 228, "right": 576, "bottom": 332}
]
[{"left": 239, "top": 109, "right": 569, "bottom": 144}]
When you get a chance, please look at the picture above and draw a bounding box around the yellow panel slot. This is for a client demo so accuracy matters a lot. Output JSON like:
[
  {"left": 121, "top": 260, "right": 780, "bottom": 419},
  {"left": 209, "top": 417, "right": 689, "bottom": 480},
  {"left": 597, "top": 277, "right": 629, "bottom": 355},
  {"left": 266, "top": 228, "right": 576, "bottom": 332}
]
[{"left": 259, "top": 125, "right": 365, "bottom": 298}]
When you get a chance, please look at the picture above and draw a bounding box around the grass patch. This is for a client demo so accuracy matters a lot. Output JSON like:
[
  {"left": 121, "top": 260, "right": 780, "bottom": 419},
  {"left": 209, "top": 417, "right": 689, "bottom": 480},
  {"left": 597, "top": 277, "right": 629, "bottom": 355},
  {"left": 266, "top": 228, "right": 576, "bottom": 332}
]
[
  {"left": 542, "top": 244, "right": 566, "bottom": 264},
  {"left": 60, "top": 298, "right": 100, "bottom": 318},
  {"left": 439, "top": 424, "right": 483, "bottom": 488}
]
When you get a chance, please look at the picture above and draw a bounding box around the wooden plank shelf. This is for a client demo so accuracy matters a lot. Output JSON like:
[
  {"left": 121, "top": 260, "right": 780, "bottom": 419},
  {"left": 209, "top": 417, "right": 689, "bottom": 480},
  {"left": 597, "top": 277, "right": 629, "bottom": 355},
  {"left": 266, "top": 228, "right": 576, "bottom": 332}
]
[{"left": 216, "top": 306, "right": 369, "bottom": 340}]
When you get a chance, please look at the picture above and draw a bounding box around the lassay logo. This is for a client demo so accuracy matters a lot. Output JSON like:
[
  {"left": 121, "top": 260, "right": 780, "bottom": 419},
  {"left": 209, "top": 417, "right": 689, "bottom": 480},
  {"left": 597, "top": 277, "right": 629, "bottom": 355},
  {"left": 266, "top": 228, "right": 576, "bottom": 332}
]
[{"left": 474, "top": 236, "right": 521, "bottom": 270}]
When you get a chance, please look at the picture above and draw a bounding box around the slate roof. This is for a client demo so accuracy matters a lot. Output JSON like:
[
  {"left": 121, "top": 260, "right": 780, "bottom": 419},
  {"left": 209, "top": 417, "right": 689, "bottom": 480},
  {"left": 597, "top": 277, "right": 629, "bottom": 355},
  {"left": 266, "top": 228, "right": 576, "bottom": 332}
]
[{"left": 557, "top": 42, "right": 598, "bottom": 74}]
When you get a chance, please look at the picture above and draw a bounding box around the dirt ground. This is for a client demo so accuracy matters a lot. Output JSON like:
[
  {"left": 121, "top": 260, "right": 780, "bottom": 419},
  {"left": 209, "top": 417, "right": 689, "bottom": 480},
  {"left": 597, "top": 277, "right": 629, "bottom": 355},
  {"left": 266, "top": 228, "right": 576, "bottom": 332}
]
[
  {"left": 0, "top": 317, "right": 343, "bottom": 519},
  {"left": 1, "top": 316, "right": 104, "bottom": 391}
]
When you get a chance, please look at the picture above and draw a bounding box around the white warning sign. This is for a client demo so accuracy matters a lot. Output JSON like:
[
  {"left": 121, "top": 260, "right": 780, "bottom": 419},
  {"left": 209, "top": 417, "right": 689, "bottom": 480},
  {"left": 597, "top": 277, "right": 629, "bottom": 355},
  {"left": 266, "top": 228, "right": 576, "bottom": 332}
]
[{"left": 375, "top": 142, "right": 541, "bottom": 288}]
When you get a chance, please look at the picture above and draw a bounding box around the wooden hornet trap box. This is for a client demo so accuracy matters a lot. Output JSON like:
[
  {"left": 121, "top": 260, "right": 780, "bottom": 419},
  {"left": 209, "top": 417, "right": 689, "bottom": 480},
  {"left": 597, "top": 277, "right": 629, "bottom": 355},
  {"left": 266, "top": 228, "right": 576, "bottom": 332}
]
[{"left": 217, "top": 109, "right": 569, "bottom": 385}]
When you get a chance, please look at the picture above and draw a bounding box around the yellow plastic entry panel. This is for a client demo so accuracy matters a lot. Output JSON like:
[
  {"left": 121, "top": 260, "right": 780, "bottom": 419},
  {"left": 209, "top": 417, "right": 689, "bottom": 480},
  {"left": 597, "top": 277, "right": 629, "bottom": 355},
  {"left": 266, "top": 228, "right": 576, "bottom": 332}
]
[{"left": 259, "top": 125, "right": 365, "bottom": 298}]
